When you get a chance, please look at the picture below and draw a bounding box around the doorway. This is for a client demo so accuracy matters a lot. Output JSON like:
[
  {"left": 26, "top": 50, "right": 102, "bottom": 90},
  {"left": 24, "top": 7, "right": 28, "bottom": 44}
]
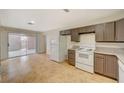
[{"left": 8, "top": 33, "right": 36, "bottom": 58}]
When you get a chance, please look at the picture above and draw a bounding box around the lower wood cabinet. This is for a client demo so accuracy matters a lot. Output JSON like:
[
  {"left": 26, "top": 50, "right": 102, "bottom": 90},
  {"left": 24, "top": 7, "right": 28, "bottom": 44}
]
[
  {"left": 94, "top": 53, "right": 118, "bottom": 80},
  {"left": 68, "top": 49, "right": 75, "bottom": 66},
  {"left": 104, "top": 55, "right": 118, "bottom": 79},
  {"left": 94, "top": 57, "right": 104, "bottom": 74}
]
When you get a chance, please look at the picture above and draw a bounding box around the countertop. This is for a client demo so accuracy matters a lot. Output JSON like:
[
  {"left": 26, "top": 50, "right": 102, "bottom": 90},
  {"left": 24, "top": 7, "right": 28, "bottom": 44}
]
[{"left": 95, "top": 47, "right": 124, "bottom": 64}]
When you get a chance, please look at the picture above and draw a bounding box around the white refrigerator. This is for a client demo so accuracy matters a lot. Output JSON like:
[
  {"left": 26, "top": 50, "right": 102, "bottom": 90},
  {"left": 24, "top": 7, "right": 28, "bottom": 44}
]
[{"left": 49, "top": 36, "right": 67, "bottom": 62}]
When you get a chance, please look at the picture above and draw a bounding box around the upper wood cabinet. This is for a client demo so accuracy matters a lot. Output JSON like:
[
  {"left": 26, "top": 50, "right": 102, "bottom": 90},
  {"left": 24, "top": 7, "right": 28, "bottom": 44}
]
[
  {"left": 95, "top": 22, "right": 115, "bottom": 42},
  {"left": 60, "top": 25, "right": 95, "bottom": 42},
  {"left": 104, "top": 22, "right": 115, "bottom": 41},
  {"left": 60, "top": 18, "right": 124, "bottom": 42},
  {"left": 79, "top": 25, "right": 95, "bottom": 34},
  {"left": 115, "top": 18, "right": 124, "bottom": 41},
  {"left": 71, "top": 29, "right": 80, "bottom": 42},
  {"left": 60, "top": 30, "right": 71, "bottom": 35},
  {"left": 95, "top": 24, "right": 104, "bottom": 41}
]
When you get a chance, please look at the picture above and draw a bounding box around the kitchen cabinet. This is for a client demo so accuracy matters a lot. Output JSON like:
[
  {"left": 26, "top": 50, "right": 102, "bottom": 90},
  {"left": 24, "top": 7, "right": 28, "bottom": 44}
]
[
  {"left": 95, "top": 24, "right": 104, "bottom": 41},
  {"left": 95, "top": 22, "right": 115, "bottom": 41},
  {"left": 116, "top": 18, "right": 124, "bottom": 41},
  {"left": 60, "top": 18, "right": 124, "bottom": 42},
  {"left": 60, "top": 25, "right": 95, "bottom": 42},
  {"left": 94, "top": 54, "right": 105, "bottom": 74},
  {"left": 104, "top": 22, "right": 115, "bottom": 41},
  {"left": 60, "top": 30, "right": 71, "bottom": 35},
  {"left": 104, "top": 55, "right": 118, "bottom": 79},
  {"left": 71, "top": 29, "right": 79, "bottom": 42},
  {"left": 68, "top": 49, "right": 75, "bottom": 66},
  {"left": 94, "top": 53, "right": 118, "bottom": 80},
  {"left": 79, "top": 25, "right": 95, "bottom": 34}
]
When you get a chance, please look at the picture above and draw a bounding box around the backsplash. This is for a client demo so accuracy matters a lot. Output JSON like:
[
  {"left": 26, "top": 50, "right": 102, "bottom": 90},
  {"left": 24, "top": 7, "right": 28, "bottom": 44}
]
[
  {"left": 67, "top": 33, "right": 95, "bottom": 49},
  {"left": 96, "top": 43, "right": 124, "bottom": 48}
]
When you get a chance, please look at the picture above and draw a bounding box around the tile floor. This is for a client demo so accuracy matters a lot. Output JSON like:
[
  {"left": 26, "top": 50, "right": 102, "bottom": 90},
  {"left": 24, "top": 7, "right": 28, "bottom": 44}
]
[{"left": 1, "top": 54, "right": 117, "bottom": 83}]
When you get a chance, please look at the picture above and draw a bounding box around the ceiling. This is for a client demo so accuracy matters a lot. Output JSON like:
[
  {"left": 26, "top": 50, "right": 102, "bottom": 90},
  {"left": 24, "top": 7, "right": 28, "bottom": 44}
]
[{"left": 0, "top": 9, "right": 124, "bottom": 32}]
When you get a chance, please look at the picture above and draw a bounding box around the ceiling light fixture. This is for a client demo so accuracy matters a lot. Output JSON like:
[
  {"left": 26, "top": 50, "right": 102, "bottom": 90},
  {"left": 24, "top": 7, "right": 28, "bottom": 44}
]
[
  {"left": 28, "top": 21, "right": 35, "bottom": 25},
  {"left": 63, "top": 9, "right": 70, "bottom": 12}
]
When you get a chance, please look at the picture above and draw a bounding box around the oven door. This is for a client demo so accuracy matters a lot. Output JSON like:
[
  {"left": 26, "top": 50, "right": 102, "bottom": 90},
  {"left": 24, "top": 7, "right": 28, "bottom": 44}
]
[{"left": 76, "top": 51, "right": 93, "bottom": 66}]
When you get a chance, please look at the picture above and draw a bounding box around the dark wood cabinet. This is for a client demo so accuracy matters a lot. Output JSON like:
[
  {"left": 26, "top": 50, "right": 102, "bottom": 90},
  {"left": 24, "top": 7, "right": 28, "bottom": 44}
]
[
  {"left": 94, "top": 53, "right": 118, "bottom": 80},
  {"left": 104, "top": 22, "right": 115, "bottom": 41},
  {"left": 95, "top": 24, "right": 104, "bottom": 41},
  {"left": 116, "top": 18, "right": 124, "bottom": 41},
  {"left": 104, "top": 55, "right": 118, "bottom": 79},
  {"left": 79, "top": 25, "right": 95, "bottom": 34},
  {"left": 71, "top": 29, "right": 79, "bottom": 42},
  {"left": 60, "top": 25, "right": 95, "bottom": 42},
  {"left": 95, "top": 22, "right": 115, "bottom": 41},
  {"left": 94, "top": 54, "right": 105, "bottom": 74},
  {"left": 60, "top": 30, "right": 71, "bottom": 35},
  {"left": 60, "top": 18, "right": 124, "bottom": 42},
  {"left": 68, "top": 49, "right": 75, "bottom": 66}
]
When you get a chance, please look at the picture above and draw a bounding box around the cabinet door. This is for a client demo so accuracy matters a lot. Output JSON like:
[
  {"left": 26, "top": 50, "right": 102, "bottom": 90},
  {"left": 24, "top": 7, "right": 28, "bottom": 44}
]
[
  {"left": 78, "top": 27, "right": 85, "bottom": 34},
  {"left": 104, "top": 22, "right": 115, "bottom": 41},
  {"left": 79, "top": 26, "right": 95, "bottom": 34},
  {"left": 88, "top": 25, "right": 95, "bottom": 33},
  {"left": 71, "top": 29, "right": 79, "bottom": 42},
  {"left": 68, "top": 58, "right": 75, "bottom": 66},
  {"left": 68, "top": 50, "right": 75, "bottom": 66},
  {"left": 60, "top": 30, "right": 71, "bottom": 35},
  {"left": 116, "top": 18, "right": 124, "bottom": 41},
  {"left": 104, "top": 55, "right": 118, "bottom": 79},
  {"left": 94, "top": 54, "right": 105, "bottom": 74},
  {"left": 95, "top": 24, "right": 104, "bottom": 41}
]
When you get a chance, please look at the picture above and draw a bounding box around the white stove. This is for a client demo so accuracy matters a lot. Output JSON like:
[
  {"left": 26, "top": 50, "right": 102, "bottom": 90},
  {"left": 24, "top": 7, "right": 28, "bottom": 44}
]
[{"left": 76, "top": 45, "right": 95, "bottom": 73}]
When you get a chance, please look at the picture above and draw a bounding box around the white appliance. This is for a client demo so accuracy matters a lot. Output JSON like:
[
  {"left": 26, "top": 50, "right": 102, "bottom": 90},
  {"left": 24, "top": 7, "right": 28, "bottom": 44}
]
[
  {"left": 76, "top": 45, "right": 95, "bottom": 73},
  {"left": 119, "top": 59, "right": 124, "bottom": 83},
  {"left": 49, "top": 36, "right": 67, "bottom": 62}
]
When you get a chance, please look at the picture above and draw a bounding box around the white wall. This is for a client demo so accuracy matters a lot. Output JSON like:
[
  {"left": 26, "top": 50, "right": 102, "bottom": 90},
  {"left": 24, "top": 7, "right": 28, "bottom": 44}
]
[
  {"left": 45, "top": 29, "right": 60, "bottom": 55},
  {"left": 36, "top": 32, "right": 46, "bottom": 53}
]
